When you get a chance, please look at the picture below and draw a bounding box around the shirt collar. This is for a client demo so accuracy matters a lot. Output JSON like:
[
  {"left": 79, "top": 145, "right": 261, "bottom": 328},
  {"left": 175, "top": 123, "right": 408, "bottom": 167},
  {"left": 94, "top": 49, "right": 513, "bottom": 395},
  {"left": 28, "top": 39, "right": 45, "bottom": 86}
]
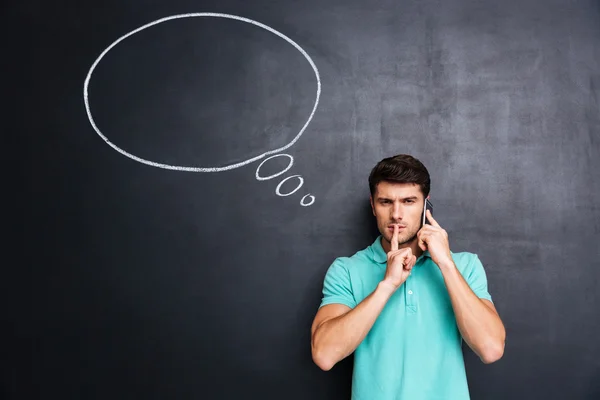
[{"left": 370, "top": 235, "right": 431, "bottom": 264}]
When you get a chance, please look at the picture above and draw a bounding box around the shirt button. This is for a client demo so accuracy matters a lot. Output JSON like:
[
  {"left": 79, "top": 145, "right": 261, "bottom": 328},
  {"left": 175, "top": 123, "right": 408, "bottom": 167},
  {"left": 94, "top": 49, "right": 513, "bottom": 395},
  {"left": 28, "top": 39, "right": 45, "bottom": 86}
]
[{"left": 408, "top": 290, "right": 413, "bottom": 295}]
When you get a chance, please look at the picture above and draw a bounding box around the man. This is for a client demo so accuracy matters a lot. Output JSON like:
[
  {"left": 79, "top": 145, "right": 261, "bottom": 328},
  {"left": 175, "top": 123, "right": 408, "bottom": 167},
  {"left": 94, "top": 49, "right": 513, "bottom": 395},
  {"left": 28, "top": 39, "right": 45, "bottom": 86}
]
[{"left": 310, "top": 154, "right": 506, "bottom": 400}]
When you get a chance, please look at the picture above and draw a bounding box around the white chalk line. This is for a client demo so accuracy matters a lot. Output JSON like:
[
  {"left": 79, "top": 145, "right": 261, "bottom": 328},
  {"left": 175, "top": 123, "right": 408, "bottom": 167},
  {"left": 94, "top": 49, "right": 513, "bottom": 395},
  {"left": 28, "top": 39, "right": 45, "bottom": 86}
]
[
  {"left": 300, "top": 194, "right": 316, "bottom": 207},
  {"left": 255, "top": 153, "right": 294, "bottom": 181},
  {"left": 276, "top": 174, "right": 303, "bottom": 196},
  {"left": 254, "top": 153, "right": 315, "bottom": 205},
  {"left": 83, "top": 12, "right": 321, "bottom": 173}
]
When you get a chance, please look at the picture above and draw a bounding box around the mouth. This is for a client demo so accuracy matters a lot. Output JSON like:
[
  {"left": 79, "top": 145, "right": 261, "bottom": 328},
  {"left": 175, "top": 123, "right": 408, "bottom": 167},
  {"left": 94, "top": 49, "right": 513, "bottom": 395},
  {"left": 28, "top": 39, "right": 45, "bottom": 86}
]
[{"left": 388, "top": 224, "right": 407, "bottom": 232}]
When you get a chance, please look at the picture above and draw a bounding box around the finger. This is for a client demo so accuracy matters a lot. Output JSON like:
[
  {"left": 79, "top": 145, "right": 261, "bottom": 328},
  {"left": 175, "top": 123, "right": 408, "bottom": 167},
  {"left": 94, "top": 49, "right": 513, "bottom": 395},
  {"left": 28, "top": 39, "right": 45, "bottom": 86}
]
[
  {"left": 416, "top": 229, "right": 427, "bottom": 243},
  {"left": 389, "top": 248, "right": 410, "bottom": 260},
  {"left": 426, "top": 209, "right": 441, "bottom": 228},
  {"left": 418, "top": 236, "right": 427, "bottom": 251},
  {"left": 419, "top": 224, "right": 432, "bottom": 232},
  {"left": 391, "top": 224, "right": 398, "bottom": 252},
  {"left": 401, "top": 251, "right": 413, "bottom": 267},
  {"left": 405, "top": 255, "right": 416, "bottom": 270}
]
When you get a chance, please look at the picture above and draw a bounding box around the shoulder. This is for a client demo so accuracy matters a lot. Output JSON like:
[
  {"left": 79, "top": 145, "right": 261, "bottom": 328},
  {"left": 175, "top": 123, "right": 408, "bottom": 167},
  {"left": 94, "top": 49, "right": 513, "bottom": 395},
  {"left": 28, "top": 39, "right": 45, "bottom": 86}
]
[
  {"left": 322, "top": 256, "right": 352, "bottom": 281},
  {"left": 451, "top": 251, "right": 494, "bottom": 302},
  {"left": 324, "top": 255, "right": 358, "bottom": 275},
  {"left": 323, "top": 246, "right": 373, "bottom": 280},
  {"left": 451, "top": 251, "right": 489, "bottom": 279},
  {"left": 330, "top": 247, "right": 372, "bottom": 270},
  {"left": 450, "top": 251, "right": 478, "bottom": 265}
]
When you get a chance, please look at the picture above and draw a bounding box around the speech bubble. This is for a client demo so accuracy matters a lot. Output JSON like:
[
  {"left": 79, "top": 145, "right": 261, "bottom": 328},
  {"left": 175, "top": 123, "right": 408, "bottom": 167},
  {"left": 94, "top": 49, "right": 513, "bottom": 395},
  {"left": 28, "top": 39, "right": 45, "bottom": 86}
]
[{"left": 83, "top": 12, "right": 321, "bottom": 173}]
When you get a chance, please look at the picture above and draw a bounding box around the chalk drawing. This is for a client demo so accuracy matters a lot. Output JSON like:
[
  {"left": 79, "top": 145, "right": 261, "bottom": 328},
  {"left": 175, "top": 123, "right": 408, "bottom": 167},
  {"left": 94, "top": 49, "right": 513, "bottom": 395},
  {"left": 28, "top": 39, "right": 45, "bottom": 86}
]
[
  {"left": 255, "top": 154, "right": 314, "bottom": 205},
  {"left": 83, "top": 13, "right": 320, "bottom": 206},
  {"left": 300, "top": 194, "right": 316, "bottom": 207},
  {"left": 276, "top": 175, "right": 304, "bottom": 196},
  {"left": 255, "top": 154, "right": 294, "bottom": 181}
]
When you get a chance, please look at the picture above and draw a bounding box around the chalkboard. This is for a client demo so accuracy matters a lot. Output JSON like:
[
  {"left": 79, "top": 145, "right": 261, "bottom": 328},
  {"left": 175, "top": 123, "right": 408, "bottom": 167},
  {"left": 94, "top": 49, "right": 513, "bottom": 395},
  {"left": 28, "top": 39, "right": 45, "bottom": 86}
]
[{"left": 9, "top": 0, "right": 600, "bottom": 399}]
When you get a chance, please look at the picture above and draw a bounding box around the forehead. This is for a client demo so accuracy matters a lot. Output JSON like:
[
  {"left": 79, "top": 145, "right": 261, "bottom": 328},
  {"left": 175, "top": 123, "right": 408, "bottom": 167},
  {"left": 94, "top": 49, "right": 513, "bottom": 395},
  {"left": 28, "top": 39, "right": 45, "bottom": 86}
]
[{"left": 374, "top": 182, "right": 423, "bottom": 199}]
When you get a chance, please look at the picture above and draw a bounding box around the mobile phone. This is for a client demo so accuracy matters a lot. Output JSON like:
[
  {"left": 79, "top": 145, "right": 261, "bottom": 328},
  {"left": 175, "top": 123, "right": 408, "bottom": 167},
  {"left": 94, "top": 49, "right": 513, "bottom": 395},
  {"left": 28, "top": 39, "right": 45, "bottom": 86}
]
[{"left": 422, "top": 198, "right": 433, "bottom": 227}]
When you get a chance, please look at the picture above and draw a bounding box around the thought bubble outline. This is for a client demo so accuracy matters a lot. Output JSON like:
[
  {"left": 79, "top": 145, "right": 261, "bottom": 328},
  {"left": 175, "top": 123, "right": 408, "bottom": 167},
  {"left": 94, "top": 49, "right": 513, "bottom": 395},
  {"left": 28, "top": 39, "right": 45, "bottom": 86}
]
[{"left": 83, "top": 12, "right": 321, "bottom": 172}]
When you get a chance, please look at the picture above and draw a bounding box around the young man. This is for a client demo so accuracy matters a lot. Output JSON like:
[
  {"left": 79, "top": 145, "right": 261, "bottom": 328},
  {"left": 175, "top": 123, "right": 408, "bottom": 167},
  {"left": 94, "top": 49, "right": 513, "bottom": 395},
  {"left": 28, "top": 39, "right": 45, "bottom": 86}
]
[{"left": 310, "top": 154, "right": 506, "bottom": 400}]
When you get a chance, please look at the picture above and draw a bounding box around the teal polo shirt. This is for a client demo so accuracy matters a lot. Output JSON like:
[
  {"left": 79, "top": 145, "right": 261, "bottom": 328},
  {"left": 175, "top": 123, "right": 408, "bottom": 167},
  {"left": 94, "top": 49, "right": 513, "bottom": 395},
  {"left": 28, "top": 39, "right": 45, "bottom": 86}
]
[{"left": 319, "top": 235, "right": 494, "bottom": 400}]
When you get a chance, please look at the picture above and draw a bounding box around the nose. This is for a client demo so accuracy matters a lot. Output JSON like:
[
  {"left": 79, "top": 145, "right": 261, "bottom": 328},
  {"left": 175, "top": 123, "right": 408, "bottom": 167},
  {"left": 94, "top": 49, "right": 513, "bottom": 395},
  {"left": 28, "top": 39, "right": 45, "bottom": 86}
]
[{"left": 392, "top": 202, "right": 402, "bottom": 221}]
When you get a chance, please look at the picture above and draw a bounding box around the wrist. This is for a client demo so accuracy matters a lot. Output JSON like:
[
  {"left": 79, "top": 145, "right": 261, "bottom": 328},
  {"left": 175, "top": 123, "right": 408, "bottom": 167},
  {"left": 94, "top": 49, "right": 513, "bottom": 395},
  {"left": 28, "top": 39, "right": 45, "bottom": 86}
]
[
  {"left": 378, "top": 280, "right": 398, "bottom": 296},
  {"left": 437, "top": 259, "right": 456, "bottom": 272}
]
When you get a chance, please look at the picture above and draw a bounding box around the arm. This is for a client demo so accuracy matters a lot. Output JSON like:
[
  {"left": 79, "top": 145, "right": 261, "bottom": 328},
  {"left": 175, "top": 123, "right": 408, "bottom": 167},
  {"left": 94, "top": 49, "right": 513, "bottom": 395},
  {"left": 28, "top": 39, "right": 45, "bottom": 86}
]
[
  {"left": 438, "top": 259, "right": 506, "bottom": 364},
  {"left": 312, "top": 226, "right": 416, "bottom": 371},
  {"left": 310, "top": 280, "right": 397, "bottom": 371},
  {"left": 418, "top": 209, "right": 506, "bottom": 364}
]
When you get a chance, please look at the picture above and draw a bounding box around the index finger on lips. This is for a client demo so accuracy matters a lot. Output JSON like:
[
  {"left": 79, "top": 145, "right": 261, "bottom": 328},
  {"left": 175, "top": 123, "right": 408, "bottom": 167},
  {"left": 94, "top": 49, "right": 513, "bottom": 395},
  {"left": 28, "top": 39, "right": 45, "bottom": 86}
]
[{"left": 391, "top": 224, "right": 398, "bottom": 252}]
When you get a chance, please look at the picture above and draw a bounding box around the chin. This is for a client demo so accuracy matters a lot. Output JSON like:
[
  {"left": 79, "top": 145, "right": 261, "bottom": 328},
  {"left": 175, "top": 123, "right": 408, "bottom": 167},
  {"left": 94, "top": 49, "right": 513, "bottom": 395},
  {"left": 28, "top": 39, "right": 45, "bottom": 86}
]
[
  {"left": 382, "top": 231, "right": 417, "bottom": 247},
  {"left": 379, "top": 230, "right": 392, "bottom": 242}
]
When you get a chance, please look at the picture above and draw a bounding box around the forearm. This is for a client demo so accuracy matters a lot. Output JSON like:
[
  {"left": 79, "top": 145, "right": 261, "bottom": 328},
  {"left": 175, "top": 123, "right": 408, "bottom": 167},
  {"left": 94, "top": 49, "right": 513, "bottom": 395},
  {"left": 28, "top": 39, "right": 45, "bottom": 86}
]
[
  {"left": 439, "top": 261, "right": 506, "bottom": 363},
  {"left": 312, "top": 281, "right": 396, "bottom": 370}
]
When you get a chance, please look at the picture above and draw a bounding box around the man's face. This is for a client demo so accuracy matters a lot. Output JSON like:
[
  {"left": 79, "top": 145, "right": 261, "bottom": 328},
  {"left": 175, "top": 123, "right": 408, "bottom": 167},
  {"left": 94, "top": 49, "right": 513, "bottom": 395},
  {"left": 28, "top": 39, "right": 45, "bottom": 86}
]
[{"left": 370, "top": 181, "right": 425, "bottom": 249}]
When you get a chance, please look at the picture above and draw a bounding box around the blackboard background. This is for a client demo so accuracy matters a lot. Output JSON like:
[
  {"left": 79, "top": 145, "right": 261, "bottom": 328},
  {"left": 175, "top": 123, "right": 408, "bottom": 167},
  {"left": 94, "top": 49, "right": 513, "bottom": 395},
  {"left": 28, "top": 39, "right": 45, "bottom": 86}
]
[{"left": 8, "top": 0, "right": 600, "bottom": 399}]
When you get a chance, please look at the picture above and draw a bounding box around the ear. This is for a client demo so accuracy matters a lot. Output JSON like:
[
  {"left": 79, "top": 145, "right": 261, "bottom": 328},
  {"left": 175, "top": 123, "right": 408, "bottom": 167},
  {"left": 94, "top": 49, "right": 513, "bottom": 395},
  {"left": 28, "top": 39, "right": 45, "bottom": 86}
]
[{"left": 369, "top": 195, "right": 376, "bottom": 216}]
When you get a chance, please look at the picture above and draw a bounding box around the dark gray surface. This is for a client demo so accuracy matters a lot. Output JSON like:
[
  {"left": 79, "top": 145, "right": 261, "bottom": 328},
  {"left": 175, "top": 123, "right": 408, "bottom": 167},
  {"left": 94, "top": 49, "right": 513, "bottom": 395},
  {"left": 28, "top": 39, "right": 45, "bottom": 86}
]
[{"left": 9, "top": 0, "right": 600, "bottom": 398}]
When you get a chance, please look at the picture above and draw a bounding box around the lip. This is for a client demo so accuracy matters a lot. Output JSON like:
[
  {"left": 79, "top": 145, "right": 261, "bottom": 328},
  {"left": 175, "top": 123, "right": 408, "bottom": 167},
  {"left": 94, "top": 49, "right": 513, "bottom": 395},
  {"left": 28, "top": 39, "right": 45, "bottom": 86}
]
[{"left": 388, "top": 225, "right": 407, "bottom": 231}]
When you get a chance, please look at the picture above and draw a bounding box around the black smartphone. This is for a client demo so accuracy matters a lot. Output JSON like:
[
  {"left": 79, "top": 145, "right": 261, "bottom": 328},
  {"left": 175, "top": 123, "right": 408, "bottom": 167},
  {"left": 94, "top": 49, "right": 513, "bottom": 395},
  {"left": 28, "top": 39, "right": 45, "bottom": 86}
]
[{"left": 421, "top": 198, "right": 433, "bottom": 227}]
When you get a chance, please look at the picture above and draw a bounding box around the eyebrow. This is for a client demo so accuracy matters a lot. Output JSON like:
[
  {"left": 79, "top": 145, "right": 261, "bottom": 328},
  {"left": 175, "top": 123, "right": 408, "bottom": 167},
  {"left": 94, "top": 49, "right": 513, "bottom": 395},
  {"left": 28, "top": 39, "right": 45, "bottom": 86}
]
[{"left": 377, "top": 196, "right": 418, "bottom": 201}]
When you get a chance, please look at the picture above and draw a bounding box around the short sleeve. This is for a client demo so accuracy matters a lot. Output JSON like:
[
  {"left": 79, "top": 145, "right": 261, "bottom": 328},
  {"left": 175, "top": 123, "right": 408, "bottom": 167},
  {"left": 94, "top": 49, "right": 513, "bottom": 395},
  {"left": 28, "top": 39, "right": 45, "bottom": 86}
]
[
  {"left": 319, "top": 258, "right": 357, "bottom": 309},
  {"left": 465, "top": 254, "right": 494, "bottom": 303}
]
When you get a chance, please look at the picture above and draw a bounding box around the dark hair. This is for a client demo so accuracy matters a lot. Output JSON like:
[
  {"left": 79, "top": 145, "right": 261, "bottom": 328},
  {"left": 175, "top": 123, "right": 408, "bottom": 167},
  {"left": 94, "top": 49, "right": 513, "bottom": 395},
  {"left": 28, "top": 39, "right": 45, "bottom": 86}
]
[{"left": 368, "top": 154, "right": 431, "bottom": 198}]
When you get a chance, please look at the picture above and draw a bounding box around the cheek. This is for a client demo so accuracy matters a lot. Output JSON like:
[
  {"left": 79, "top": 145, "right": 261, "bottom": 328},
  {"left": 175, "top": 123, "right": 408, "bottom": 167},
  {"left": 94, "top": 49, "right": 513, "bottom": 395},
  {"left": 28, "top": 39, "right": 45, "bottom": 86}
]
[{"left": 414, "top": 211, "right": 423, "bottom": 225}]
